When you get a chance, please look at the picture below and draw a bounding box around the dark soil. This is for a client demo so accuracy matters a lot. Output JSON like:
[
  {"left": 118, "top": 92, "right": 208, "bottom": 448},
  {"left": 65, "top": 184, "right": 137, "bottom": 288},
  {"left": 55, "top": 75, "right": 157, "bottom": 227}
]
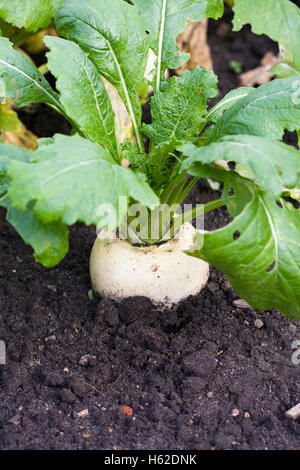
[{"left": 1, "top": 10, "right": 300, "bottom": 450}]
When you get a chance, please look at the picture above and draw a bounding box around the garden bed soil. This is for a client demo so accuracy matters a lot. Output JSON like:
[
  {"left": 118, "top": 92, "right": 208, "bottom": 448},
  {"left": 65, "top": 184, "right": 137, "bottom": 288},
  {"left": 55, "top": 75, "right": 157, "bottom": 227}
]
[{"left": 0, "top": 10, "right": 300, "bottom": 450}]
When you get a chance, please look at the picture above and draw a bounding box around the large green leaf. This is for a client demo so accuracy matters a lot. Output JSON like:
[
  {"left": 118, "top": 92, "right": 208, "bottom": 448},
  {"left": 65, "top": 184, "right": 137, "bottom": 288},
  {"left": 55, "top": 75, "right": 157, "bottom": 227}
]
[
  {"left": 7, "top": 134, "right": 159, "bottom": 227},
  {"left": 194, "top": 189, "right": 300, "bottom": 320},
  {"left": 55, "top": 0, "right": 148, "bottom": 152},
  {"left": 5, "top": 202, "right": 69, "bottom": 268},
  {"left": 0, "top": 37, "right": 63, "bottom": 113},
  {"left": 207, "top": 75, "right": 300, "bottom": 142},
  {"left": 132, "top": 0, "right": 223, "bottom": 89},
  {"left": 0, "top": 143, "right": 29, "bottom": 202},
  {"left": 206, "top": 87, "right": 253, "bottom": 122},
  {"left": 180, "top": 135, "right": 300, "bottom": 198},
  {"left": 0, "top": 142, "right": 68, "bottom": 267},
  {"left": 143, "top": 67, "right": 217, "bottom": 146},
  {"left": 0, "top": 141, "right": 30, "bottom": 172},
  {"left": 233, "top": 0, "right": 300, "bottom": 77},
  {"left": 45, "top": 36, "right": 117, "bottom": 155},
  {"left": 0, "top": 0, "right": 62, "bottom": 32}
]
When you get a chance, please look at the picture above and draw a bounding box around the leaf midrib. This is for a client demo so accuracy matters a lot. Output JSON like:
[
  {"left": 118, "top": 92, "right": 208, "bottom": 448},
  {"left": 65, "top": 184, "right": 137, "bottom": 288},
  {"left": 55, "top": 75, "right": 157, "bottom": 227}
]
[
  {"left": 206, "top": 89, "right": 252, "bottom": 120},
  {"left": 156, "top": 0, "right": 167, "bottom": 92},
  {"left": 79, "top": 59, "right": 116, "bottom": 150},
  {"left": 0, "top": 59, "right": 63, "bottom": 113},
  {"left": 169, "top": 87, "right": 201, "bottom": 140},
  {"left": 40, "top": 159, "right": 101, "bottom": 186},
  {"left": 68, "top": 12, "right": 143, "bottom": 151},
  {"left": 258, "top": 195, "right": 279, "bottom": 271}
]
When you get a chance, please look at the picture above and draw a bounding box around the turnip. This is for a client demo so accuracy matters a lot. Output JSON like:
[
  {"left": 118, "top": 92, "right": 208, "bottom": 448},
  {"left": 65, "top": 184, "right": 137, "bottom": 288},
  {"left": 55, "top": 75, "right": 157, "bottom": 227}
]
[
  {"left": 0, "top": 0, "right": 300, "bottom": 319},
  {"left": 90, "top": 223, "right": 209, "bottom": 307}
]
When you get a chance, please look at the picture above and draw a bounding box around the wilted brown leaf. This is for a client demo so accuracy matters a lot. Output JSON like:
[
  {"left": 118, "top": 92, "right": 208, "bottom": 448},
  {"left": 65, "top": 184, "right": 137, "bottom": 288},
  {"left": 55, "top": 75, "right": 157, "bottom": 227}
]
[
  {"left": 238, "top": 52, "right": 278, "bottom": 87},
  {"left": 102, "top": 78, "right": 133, "bottom": 144},
  {"left": 176, "top": 19, "right": 213, "bottom": 75},
  {"left": 2, "top": 124, "right": 38, "bottom": 150},
  {"left": 0, "top": 100, "right": 38, "bottom": 150}
]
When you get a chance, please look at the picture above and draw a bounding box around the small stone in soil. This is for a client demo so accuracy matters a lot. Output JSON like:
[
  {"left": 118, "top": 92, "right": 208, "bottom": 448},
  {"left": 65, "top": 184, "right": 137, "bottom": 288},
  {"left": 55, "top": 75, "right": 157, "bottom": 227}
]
[
  {"left": 47, "top": 284, "right": 57, "bottom": 292},
  {"left": 254, "top": 319, "right": 264, "bottom": 329},
  {"left": 233, "top": 299, "right": 251, "bottom": 309},
  {"left": 8, "top": 414, "right": 21, "bottom": 425},
  {"left": 45, "top": 335, "right": 56, "bottom": 342},
  {"left": 285, "top": 403, "right": 300, "bottom": 420},
  {"left": 79, "top": 354, "right": 97, "bottom": 367},
  {"left": 77, "top": 409, "right": 89, "bottom": 418}
]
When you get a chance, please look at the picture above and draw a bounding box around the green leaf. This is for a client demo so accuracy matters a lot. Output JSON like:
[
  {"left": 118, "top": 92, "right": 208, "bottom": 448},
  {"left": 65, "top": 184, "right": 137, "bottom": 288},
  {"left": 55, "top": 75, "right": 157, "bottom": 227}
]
[
  {"left": 8, "top": 134, "right": 160, "bottom": 227},
  {"left": 121, "top": 140, "right": 150, "bottom": 179},
  {"left": 206, "top": 87, "right": 254, "bottom": 122},
  {"left": 45, "top": 36, "right": 117, "bottom": 155},
  {"left": 132, "top": 0, "right": 223, "bottom": 88},
  {"left": 180, "top": 135, "right": 300, "bottom": 198},
  {"left": 0, "top": 193, "right": 68, "bottom": 269},
  {"left": 221, "top": 174, "right": 253, "bottom": 218},
  {"left": 0, "top": 141, "right": 30, "bottom": 172},
  {"left": 0, "top": 142, "right": 67, "bottom": 267},
  {"left": 6, "top": 201, "right": 69, "bottom": 268},
  {"left": 0, "top": 142, "right": 30, "bottom": 198},
  {"left": 0, "top": 37, "right": 63, "bottom": 113},
  {"left": 55, "top": 0, "right": 149, "bottom": 152},
  {"left": 207, "top": 75, "right": 300, "bottom": 142},
  {"left": 233, "top": 0, "right": 300, "bottom": 76},
  {"left": 194, "top": 189, "right": 300, "bottom": 320},
  {"left": 147, "top": 137, "right": 180, "bottom": 190},
  {"left": 0, "top": 18, "right": 16, "bottom": 39},
  {"left": 143, "top": 67, "right": 217, "bottom": 146},
  {"left": 0, "top": 0, "right": 62, "bottom": 32}
]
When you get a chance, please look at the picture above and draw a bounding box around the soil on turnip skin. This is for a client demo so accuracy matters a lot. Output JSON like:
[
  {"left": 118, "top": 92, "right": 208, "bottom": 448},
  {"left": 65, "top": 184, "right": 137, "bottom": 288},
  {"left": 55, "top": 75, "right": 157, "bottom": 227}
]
[{"left": 0, "top": 9, "right": 300, "bottom": 450}]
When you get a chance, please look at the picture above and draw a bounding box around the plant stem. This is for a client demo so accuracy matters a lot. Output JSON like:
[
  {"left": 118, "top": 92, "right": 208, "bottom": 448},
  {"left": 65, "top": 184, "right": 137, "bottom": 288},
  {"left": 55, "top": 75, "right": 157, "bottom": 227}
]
[
  {"left": 38, "top": 63, "right": 49, "bottom": 75},
  {"left": 175, "top": 176, "right": 198, "bottom": 206},
  {"left": 160, "top": 173, "right": 187, "bottom": 205},
  {"left": 156, "top": 0, "right": 167, "bottom": 93},
  {"left": 163, "top": 198, "right": 227, "bottom": 240}
]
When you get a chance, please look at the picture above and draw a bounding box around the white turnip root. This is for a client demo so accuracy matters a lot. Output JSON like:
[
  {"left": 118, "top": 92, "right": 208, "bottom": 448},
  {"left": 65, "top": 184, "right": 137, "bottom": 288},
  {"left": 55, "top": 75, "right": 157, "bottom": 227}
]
[{"left": 90, "top": 223, "right": 209, "bottom": 308}]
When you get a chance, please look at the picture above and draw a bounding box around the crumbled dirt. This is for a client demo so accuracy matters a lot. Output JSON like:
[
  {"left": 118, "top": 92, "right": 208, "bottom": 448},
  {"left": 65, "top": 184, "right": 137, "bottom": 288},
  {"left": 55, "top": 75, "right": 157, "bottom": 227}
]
[{"left": 0, "top": 10, "right": 299, "bottom": 450}]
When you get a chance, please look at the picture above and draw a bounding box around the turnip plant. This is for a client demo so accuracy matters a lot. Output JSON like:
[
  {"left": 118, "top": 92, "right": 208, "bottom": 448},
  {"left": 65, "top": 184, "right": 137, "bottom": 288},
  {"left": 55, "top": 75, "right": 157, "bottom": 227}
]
[{"left": 0, "top": 0, "right": 300, "bottom": 317}]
